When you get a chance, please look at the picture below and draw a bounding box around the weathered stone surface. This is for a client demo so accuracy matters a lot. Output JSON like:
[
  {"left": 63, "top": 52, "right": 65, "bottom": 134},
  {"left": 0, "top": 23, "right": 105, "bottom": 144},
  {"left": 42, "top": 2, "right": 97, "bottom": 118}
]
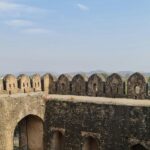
[
  {"left": 45, "top": 96, "right": 150, "bottom": 150},
  {"left": 127, "top": 72, "right": 147, "bottom": 99},
  {"left": 105, "top": 73, "right": 125, "bottom": 98},
  {"left": 1, "top": 72, "right": 150, "bottom": 150},
  {"left": 88, "top": 73, "right": 105, "bottom": 97},
  {"left": 57, "top": 74, "right": 72, "bottom": 95},
  {"left": 1, "top": 93, "right": 150, "bottom": 150},
  {"left": 0, "top": 92, "right": 45, "bottom": 150},
  {"left": 71, "top": 74, "right": 88, "bottom": 96}
]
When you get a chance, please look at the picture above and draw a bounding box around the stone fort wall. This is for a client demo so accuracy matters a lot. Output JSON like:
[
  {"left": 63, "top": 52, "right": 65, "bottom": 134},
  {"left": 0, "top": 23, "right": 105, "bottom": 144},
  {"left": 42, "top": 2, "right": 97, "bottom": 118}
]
[
  {"left": 1, "top": 93, "right": 150, "bottom": 150},
  {"left": 0, "top": 72, "right": 149, "bottom": 99},
  {"left": 45, "top": 95, "right": 150, "bottom": 150}
]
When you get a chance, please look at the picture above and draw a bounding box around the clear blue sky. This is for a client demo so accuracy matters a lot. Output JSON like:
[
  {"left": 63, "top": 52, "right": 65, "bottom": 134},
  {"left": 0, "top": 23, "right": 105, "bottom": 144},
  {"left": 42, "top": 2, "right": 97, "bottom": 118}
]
[{"left": 0, "top": 0, "right": 150, "bottom": 74}]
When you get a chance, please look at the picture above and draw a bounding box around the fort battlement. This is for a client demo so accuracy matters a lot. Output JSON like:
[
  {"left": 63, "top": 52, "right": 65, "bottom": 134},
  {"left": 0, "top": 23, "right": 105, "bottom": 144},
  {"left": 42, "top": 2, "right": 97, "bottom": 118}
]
[
  {"left": 1, "top": 72, "right": 150, "bottom": 150},
  {"left": 0, "top": 93, "right": 150, "bottom": 150},
  {"left": 0, "top": 72, "right": 149, "bottom": 99}
]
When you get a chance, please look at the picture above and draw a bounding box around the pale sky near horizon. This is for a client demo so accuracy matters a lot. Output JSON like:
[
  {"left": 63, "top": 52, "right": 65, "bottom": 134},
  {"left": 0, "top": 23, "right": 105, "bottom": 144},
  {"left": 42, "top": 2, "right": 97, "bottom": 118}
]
[{"left": 0, "top": 0, "right": 150, "bottom": 74}]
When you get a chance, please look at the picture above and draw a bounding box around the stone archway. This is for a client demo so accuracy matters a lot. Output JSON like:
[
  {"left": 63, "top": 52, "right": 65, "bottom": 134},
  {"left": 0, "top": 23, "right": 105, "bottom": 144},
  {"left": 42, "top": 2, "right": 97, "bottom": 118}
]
[
  {"left": 13, "top": 115, "right": 44, "bottom": 150},
  {"left": 82, "top": 137, "right": 98, "bottom": 150}
]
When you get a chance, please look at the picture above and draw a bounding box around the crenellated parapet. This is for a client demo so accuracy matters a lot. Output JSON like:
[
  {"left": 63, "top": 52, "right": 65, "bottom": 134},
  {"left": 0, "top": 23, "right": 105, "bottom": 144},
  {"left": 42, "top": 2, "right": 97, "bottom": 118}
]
[{"left": 0, "top": 72, "right": 150, "bottom": 99}]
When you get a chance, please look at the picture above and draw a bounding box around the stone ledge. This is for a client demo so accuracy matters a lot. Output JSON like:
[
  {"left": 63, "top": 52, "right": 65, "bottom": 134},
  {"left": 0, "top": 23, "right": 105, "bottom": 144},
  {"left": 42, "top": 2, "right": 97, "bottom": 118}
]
[{"left": 46, "top": 94, "right": 150, "bottom": 107}]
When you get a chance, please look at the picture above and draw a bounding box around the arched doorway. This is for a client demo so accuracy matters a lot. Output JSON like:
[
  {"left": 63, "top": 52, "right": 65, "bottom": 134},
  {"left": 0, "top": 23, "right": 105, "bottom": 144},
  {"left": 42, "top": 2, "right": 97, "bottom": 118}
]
[
  {"left": 13, "top": 115, "right": 44, "bottom": 150},
  {"left": 131, "top": 144, "right": 147, "bottom": 150},
  {"left": 51, "top": 131, "right": 64, "bottom": 150},
  {"left": 82, "top": 137, "right": 98, "bottom": 150}
]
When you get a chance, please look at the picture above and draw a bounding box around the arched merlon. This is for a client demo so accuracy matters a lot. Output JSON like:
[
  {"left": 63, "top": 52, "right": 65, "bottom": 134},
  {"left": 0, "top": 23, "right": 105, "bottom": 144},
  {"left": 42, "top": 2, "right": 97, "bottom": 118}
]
[
  {"left": 71, "top": 74, "right": 88, "bottom": 96},
  {"left": 127, "top": 72, "right": 147, "bottom": 99},
  {"left": 3, "top": 74, "right": 18, "bottom": 94},
  {"left": 17, "top": 74, "right": 31, "bottom": 93},
  {"left": 105, "top": 73, "right": 125, "bottom": 98},
  {"left": 42, "top": 73, "right": 57, "bottom": 94},
  {"left": 57, "top": 74, "right": 72, "bottom": 95},
  {"left": 31, "top": 74, "right": 42, "bottom": 92},
  {"left": 0, "top": 92, "right": 45, "bottom": 150},
  {"left": 88, "top": 73, "right": 106, "bottom": 97}
]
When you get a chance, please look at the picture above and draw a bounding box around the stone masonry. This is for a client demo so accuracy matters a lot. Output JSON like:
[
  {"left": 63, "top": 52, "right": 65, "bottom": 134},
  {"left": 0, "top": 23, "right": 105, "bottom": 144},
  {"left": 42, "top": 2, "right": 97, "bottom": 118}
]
[{"left": 0, "top": 71, "right": 150, "bottom": 150}]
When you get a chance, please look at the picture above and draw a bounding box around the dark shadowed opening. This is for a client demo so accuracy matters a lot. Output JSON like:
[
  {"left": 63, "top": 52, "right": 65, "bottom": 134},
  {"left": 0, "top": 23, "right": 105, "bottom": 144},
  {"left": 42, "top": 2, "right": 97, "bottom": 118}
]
[
  {"left": 103, "top": 83, "right": 106, "bottom": 94},
  {"left": 146, "top": 83, "right": 149, "bottom": 96},
  {"left": 18, "top": 80, "right": 21, "bottom": 89},
  {"left": 123, "top": 82, "right": 126, "bottom": 95},
  {"left": 82, "top": 137, "right": 98, "bottom": 150},
  {"left": 93, "top": 83, "right": 97, "bottom": 91},
  {"left": 61, "top": 83, "right": 65, "bottom": 91},
  {"left": 93, "top": 83, "right": 98, "bottom": 96},
  {"left": 131, "top": 144, "right": 147, "bottom": 150},
  {"left": 117, "top": 87, "right": 119, "bottom": 94},
  {"left": 51, "top": 131, "right": 64, "bottom": 150}
]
